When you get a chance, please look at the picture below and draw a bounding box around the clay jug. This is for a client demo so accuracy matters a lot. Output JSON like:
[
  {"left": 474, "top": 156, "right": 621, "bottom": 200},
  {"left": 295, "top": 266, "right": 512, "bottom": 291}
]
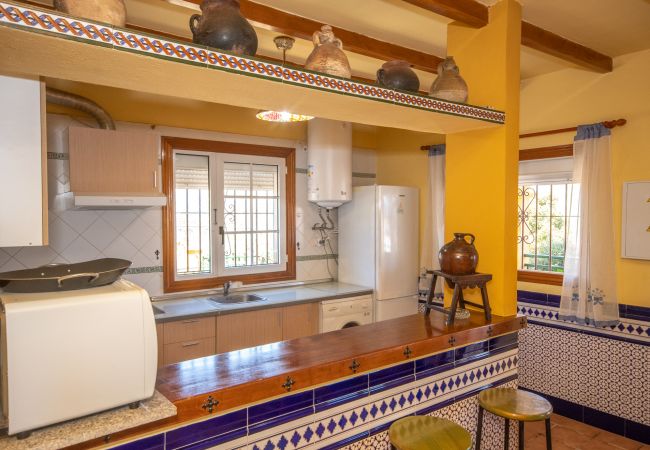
[
  {"left": 429, "top": 57, "right": 468, "bottom": 103},
  {"left": 438, "top": 233, "right": 478, "bottom": 275},
  {"left": 377, "top": 60, "right": 420, "bottom": 92},
  {"left": 305, "top": 25, "right": 352, "bottom": 79},
  {"left": 189, "top": 0, "right": 258, "bottom": 56},
  {"left": 54, "top": 0, "right": 126, "bottom": 27}
]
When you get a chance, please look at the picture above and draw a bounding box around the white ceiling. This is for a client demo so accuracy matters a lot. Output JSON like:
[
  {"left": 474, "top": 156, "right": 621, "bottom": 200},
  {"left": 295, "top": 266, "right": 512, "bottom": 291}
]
[{"left": 27, "top": 0, "right": 650, "bottom": 84}]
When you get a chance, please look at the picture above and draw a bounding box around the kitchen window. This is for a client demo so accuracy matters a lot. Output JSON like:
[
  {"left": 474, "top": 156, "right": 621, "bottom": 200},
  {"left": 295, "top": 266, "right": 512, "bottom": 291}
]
[{"left": 162, "top": 137, "right": 296, "bottom": 293}]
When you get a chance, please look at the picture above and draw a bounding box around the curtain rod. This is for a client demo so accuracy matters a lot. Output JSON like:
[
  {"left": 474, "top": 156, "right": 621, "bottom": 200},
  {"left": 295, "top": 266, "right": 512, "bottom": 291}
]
[{"left": 419, "top": 118, "right": 627, "bottom": 150}]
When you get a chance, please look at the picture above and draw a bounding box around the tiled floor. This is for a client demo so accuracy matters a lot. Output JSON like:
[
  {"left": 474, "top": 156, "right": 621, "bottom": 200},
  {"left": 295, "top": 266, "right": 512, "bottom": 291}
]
[{"left": 524, "top": 414, "right": 649, "bottom": 450}]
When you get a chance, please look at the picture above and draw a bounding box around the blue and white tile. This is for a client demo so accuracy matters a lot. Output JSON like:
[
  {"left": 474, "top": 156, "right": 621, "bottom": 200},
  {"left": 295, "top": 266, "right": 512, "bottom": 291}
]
[{"left": 248, "top": 413, "right": 316, "bottom": 450}]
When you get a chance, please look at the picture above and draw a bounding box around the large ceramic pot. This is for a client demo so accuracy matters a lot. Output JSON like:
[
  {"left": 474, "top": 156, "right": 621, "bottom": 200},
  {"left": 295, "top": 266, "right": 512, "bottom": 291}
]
[
  {"left": 438, "top": 233, "right": 479, "bottom": 275},
  {"left": 54, "top": 0, "right": 126, "bottom": 27},
  {"left": 305, "top": 25, "right": 351, "bottom": 79},
  {"left": 377, "top": 60, "right": 420, "bottom": 92},
  {"left": 189, "top": 0, "right": 258, "bottom": 56},
  {"left": 429, "top": 56, "right": 468, "bottom": 103}
]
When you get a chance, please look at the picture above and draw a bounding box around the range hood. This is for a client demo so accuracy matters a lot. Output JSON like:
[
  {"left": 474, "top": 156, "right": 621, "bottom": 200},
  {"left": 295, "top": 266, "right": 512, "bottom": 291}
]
[{"left": 73, "top": 194, "right": 167, "bottom": 210}]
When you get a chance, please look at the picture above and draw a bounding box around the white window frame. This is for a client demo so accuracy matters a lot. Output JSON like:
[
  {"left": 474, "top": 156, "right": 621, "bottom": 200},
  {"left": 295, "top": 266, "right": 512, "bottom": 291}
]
[{"left": 172, "top": 149, "right": 287, "bottom": 282}]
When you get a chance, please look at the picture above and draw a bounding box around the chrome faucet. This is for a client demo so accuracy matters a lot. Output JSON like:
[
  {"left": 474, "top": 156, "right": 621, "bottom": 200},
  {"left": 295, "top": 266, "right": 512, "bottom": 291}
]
[{"left": 223, "top": 281, "right": 233, "bottom": 296}]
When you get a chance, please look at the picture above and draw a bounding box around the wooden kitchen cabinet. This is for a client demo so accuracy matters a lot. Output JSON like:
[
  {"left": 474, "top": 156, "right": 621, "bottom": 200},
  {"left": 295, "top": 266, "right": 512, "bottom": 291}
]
[
  {"left": 217, "top": 308, "right": 283, "bottom": 353},
  {"left": 162, "top": 316, "right": 216, "bottom": 366},
  {"left": 156, "top": 323, "right": 164, "bottom": 368},
  {"left": 282, "top": 303, "right": 320, "bottom": 340},
  {"left": 69, "top": 127, "right": 160, "bottom": 195}
]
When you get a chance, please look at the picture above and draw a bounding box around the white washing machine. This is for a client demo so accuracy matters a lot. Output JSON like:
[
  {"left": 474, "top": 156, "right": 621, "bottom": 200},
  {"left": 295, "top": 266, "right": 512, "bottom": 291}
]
[{"left": 320, "top": 295, "right": 373, "bottom": 332}]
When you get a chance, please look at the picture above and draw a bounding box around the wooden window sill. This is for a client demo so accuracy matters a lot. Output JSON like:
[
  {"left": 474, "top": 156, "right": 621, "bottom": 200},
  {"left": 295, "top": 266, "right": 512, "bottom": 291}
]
[{"left": 517, "top": 270, "right": 563, "bottom": 286}]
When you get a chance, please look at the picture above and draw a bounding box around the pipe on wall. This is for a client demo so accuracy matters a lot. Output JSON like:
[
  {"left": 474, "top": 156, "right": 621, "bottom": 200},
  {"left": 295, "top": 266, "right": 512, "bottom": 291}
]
[{"left": 45, "top": 87, "right": 116, "bottom": 130}]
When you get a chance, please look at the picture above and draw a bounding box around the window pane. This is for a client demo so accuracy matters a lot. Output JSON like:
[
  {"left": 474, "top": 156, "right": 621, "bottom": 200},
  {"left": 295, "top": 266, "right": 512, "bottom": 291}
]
[
  {"left": 175, "top": 154, "right": 211, "bottom": 275},
  {"left": 223, "top": 162, "right": 280, "bottom": 269}
]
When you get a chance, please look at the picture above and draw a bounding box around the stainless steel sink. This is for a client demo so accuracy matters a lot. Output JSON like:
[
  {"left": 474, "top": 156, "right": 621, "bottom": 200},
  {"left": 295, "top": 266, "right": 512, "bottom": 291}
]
[
  {"left": 209, "top": 293, "right": 266, "bottom": 304},
  {"left": 152, "top": 305, "right": 165, "bottom": 315}
]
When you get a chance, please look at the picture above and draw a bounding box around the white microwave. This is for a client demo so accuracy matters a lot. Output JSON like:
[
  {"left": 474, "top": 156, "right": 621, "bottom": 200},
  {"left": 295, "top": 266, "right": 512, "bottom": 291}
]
[{"left": 0, "top": 280, "right": 157, "bottom": 437}]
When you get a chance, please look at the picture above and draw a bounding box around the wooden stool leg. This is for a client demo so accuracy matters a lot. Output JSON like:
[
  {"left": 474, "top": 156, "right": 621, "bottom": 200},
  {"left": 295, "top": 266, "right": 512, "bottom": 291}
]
[
  {"left": 447, "top": 283, "right": 461, "bottom": 326},
  {"left": 504, "top": 418, "right": 510, "bottom": 450},
  {"left": 458, "top": 287, "right": 466, "bottom": 309},
  {"left": 476, "top": 406, "right": 484, "bottom": 450},
  {"left": 545, "top": 418, "right": 552, "bottom": 450},
  {"left": 425, "top": 274, "right": 438, "bottom": 316},
  {"left": 518, "top": 421, "right": 524, "bottom": 450},
  {"left": 480, "top": 284, "right": 492, "bottom": 321}
]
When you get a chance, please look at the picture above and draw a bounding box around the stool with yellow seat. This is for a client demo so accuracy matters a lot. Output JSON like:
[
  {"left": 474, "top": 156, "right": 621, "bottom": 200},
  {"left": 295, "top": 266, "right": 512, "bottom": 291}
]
[
  {"left": 389, "top": 416, "right": 473, "bottom": 450},
  {"left": 476, "top": 388, "right": 553, "bottom": 450}
]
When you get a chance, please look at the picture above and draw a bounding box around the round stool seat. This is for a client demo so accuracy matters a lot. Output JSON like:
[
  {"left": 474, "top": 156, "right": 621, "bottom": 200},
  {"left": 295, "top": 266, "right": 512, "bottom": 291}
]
[
  {"left": 478, "top": 388, "right": 552, "bottom": 422},
  {"left": 389, "top": 416, "right": 472, "bottom": 450}
]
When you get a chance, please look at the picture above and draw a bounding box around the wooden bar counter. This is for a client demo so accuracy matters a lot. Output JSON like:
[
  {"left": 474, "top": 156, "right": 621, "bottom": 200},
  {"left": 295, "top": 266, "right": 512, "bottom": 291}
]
[{"left": 71, "top": 310, "right": 525, "bottom": 449}]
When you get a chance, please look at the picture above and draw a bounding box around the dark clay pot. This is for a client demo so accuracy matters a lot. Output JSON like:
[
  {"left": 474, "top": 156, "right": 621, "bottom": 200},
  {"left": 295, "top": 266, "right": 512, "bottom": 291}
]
[
  {"left": 189, "top": 0, "right": 258, "bottom": 56},
  {"left": 376, "top": 60, "right": 420, "bottom": 92},
  {"left": 438, "top": 233, "right": 479, "bottom": 275}
]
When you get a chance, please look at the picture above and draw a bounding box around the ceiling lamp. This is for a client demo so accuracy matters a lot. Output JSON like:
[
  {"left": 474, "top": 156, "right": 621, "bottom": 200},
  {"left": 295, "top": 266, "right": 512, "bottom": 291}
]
[
  {"left": 256, "top": 110, "right": 313, "bottom": 122},
  {"left": 256, "top": 36, "right": 313, "bottom": 123}
]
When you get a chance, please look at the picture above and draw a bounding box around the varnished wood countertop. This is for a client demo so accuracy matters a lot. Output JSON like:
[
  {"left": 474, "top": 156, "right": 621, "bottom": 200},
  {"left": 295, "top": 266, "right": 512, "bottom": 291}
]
[{"left": 157, "top": 310, "right": 525, "bottom": 420}]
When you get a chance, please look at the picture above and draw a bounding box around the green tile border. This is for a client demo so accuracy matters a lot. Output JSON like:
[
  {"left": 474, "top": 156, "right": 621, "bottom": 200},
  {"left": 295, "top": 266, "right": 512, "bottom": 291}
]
[
  {"left": 297, "top": 254, "right": 338, "bottom": 261},
  {"left": 47, "top": 152, "right": 68, "bottom": 160},
  {"left": 125, "top": 266, "right": 163, "bottom": 274}
]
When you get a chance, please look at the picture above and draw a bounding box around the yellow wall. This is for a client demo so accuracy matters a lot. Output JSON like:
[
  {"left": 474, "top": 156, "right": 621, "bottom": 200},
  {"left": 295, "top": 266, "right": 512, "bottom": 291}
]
[
  {"left": 375, "top": 127, "right": 443, "bottom": 266},
  {"left": 519, "top": 48, "right": 650, "bottom": 307}
]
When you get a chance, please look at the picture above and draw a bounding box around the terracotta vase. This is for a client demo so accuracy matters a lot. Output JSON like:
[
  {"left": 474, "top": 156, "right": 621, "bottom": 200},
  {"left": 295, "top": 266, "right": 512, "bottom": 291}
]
[
  {"left": 189, "top": 0, "right": 258, "bottom": 56},
  {"left": 305, "top": 25, "right": 352, "bottom": 79},
  {"left": 53, "top": 0, "right": 126, "bottom": 27},
  {"left": 377, "top": 60, "right": 420, "bottom": 92},
  {"left": 438, "top": 233, "right": 479, "bottom": 275},
  {"left": 429, "top": 57, "right": 469, "bottom": 103}
]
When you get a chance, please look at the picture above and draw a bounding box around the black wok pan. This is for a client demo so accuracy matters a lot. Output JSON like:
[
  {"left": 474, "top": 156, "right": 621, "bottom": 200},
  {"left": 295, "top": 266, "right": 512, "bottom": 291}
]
[{"left": 0, "top": 258, "right": 132, "bottom": 293}]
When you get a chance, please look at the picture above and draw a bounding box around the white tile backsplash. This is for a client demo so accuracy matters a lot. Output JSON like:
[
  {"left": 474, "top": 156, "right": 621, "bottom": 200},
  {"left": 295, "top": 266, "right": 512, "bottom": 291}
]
[{"left": 0, "top": 114, "right": 377, "bottom": 297}]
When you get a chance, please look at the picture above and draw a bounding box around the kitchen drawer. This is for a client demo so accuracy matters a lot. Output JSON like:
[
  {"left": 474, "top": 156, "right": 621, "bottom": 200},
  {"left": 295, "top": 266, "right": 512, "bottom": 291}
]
[
  {"left": 163, "top": 337, "right": 216, "bottom": 366},
  {"left": 163, "top": 316, "right": 215, "bottom": 344}
]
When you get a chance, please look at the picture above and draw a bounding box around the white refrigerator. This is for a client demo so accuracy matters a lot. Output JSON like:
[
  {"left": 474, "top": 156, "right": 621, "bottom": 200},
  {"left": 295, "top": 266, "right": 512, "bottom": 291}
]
[{"left": 338, "top": 185, "right": 419, "bottom": 322}]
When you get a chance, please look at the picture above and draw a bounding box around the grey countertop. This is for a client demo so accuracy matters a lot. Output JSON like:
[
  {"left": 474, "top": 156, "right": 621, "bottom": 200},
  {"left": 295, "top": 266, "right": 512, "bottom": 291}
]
[{"left": 152, "top": 282, "right": 373, "bottom": 323}]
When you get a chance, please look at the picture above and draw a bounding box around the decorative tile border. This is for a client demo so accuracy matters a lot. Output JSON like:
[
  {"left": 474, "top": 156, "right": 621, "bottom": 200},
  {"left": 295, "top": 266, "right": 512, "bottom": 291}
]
[
  {"left": 110, "top": 334, "right": 519, "bottom": 450},
  {"left": 297, "top": 254, "right": 338, "bottom": 262},
  {"left": 518, "top": 301, "right": 650, "bottom": 345},
  {"left": 0, "top": 1, "right": 505, "bottom": 125},
  {"left": 125, "top": 266, "right": 163, "bottom": 275},
  {"left": 47, "top": 152, "right": 68, "bottom": 160}
]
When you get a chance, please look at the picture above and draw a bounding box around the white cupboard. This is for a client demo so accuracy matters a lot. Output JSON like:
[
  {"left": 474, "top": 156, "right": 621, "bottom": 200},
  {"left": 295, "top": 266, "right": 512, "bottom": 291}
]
[
  {"left": 0, "top": 75, "right": 48, "bottom": 247},
  {"left": 622, "top": 181, "right": 650, "bottom": 260}
]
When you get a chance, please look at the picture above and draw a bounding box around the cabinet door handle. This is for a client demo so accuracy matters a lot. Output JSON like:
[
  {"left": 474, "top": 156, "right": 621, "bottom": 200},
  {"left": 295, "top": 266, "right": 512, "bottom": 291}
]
[
  {"left": 213, "top": 208, "right": 218, "bottom": 225},
  {"left": 182, "top": 319, "right": 199, "bottom": 324},
  {"left": 153, "top": 170, "right": 157, "bottom": 188},
  {"left": 182, "top": 341, "right": 200, "bottom": 347}
]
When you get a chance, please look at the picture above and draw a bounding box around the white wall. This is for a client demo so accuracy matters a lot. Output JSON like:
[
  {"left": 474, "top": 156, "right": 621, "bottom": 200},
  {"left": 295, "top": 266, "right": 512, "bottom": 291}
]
[{"left": 0, "top": 114, "right": 377, "bottom": 297}]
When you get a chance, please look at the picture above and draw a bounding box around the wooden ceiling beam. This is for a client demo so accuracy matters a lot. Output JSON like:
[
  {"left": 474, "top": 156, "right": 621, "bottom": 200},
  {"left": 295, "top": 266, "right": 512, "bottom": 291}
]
[
  {"left": 400, "top": 0, "right": 488, "bottom": 27},
  {"left": 521, "top": 21, "right": 612, "bottom": 73},
  {"left": 181, "top": 0, "right": 443, "bottom": 73}
]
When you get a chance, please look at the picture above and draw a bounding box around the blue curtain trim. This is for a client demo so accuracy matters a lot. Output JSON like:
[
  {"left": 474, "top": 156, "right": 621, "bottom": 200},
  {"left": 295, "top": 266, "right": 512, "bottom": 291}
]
[
  {"left": 574, "top": 123, "right": 611, "bottom": 141},
  {"left": 558, "top": 314, "right": 620, "bottom": 328},
  {"left": 428, "top": 144, "right": 446, "bottom": 156}
]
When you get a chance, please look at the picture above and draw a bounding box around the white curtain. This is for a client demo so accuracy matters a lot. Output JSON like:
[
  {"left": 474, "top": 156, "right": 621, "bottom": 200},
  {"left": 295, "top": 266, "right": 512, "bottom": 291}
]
[
  {"left": 420, "top": 144, "right": 445, "bottom": 297},
  {"left": 559, "top": 124, "right": 619, "bottom": 327}
]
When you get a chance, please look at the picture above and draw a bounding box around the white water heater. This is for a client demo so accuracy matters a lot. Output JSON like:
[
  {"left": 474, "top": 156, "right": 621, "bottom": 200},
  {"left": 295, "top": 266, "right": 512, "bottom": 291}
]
[{"left": 307, "top": 118, "right": 352, "bottom": 209}]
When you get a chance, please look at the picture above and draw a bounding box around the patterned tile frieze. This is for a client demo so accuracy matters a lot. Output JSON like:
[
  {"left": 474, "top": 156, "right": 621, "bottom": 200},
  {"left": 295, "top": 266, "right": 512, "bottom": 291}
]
[
  {"left": 0, "top": 1, "right": 505, "bottom": 125},
  {"left": 518, "top": 301, "right": 650, "bottom": 344},
  {"left": 518, "top": 324, "right": 650, "bottom": 426}
]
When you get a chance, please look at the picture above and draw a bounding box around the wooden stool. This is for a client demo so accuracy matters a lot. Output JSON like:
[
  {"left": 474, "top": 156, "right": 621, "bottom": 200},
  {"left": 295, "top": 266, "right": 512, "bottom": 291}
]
[
  {"left": 424, "top": 270, "right": 492, "bottom": 326},
  {"left": 389, "top": 416, "right": 472, "bottom": 450},
  {"left": 476, "top": 388, "right": 553, "bottom": 450}
]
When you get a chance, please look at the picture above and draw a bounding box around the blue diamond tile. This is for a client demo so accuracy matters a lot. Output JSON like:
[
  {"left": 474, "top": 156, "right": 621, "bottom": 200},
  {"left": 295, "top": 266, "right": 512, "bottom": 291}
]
[
  {"left": 264, "top": 440, "right": 276, "bottom": 450},
  {"left": 303, "top": 426, "right": 314, "bottom": 442},
  {"left": 327, "top": 419, "right": 337, "bottom": 433},
  {"left": 454, "top": 376, "right": 461, "bottom": 387},
  {"left": 627, "top": 325, "right": 634, "bottom": 332},
  {"left": 278, "top": 435, "right": 289, "bottom": 450},
  {"left": 379, "top": 401, "right": 388, "bottom": 414},
  {"left": 315, "top": 423, "right": 326, "bottom": 438},
  {"left": 636, "top": 326, "right": 643, "bottom": 334},
  {"left": 338, "top": 415, "right": 348, "bottom": 429},
  {"left": 440, "top": 381, "right": 448, "bottom": 392},
  {"left": 462, "top": 373, "right": 469, "bottom": 385},
  {"left": 469, "top": 371, "right": 476, "bottom": 381},
  {"left": 292, "top": 431, "right": 303, "bottom": 447},
  {"left": 370, "top": 404, "right": 379, "bottom": 418},
  {"left": 407, "top": 392, "right": 415, "bottom": 404},
  {"left": 360, "top": 408, "right": 369, "bottom": 421},
  {"left": 507, "top": 359, "right": 513, "bottom": 369},
  {"left": 416, "top": 389, "right": 423, "bottom": 401},
  {"left": 432, "top": 384, "right": 439, "bottom": 395},
  {"left": 390, "top": 398, "right": 398, "bottom": 410},
  {"left": 425, "top": 386, "right": 432, "bottom": 398},
  {"left": 618, "top": 324, "right": 625, "bottom": 331},
  {"left": 349, "top": 411, "right": 359, "bottom": 426},
  {"left": 482, "top": 368, "right": 489, "bottom": 377}
]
